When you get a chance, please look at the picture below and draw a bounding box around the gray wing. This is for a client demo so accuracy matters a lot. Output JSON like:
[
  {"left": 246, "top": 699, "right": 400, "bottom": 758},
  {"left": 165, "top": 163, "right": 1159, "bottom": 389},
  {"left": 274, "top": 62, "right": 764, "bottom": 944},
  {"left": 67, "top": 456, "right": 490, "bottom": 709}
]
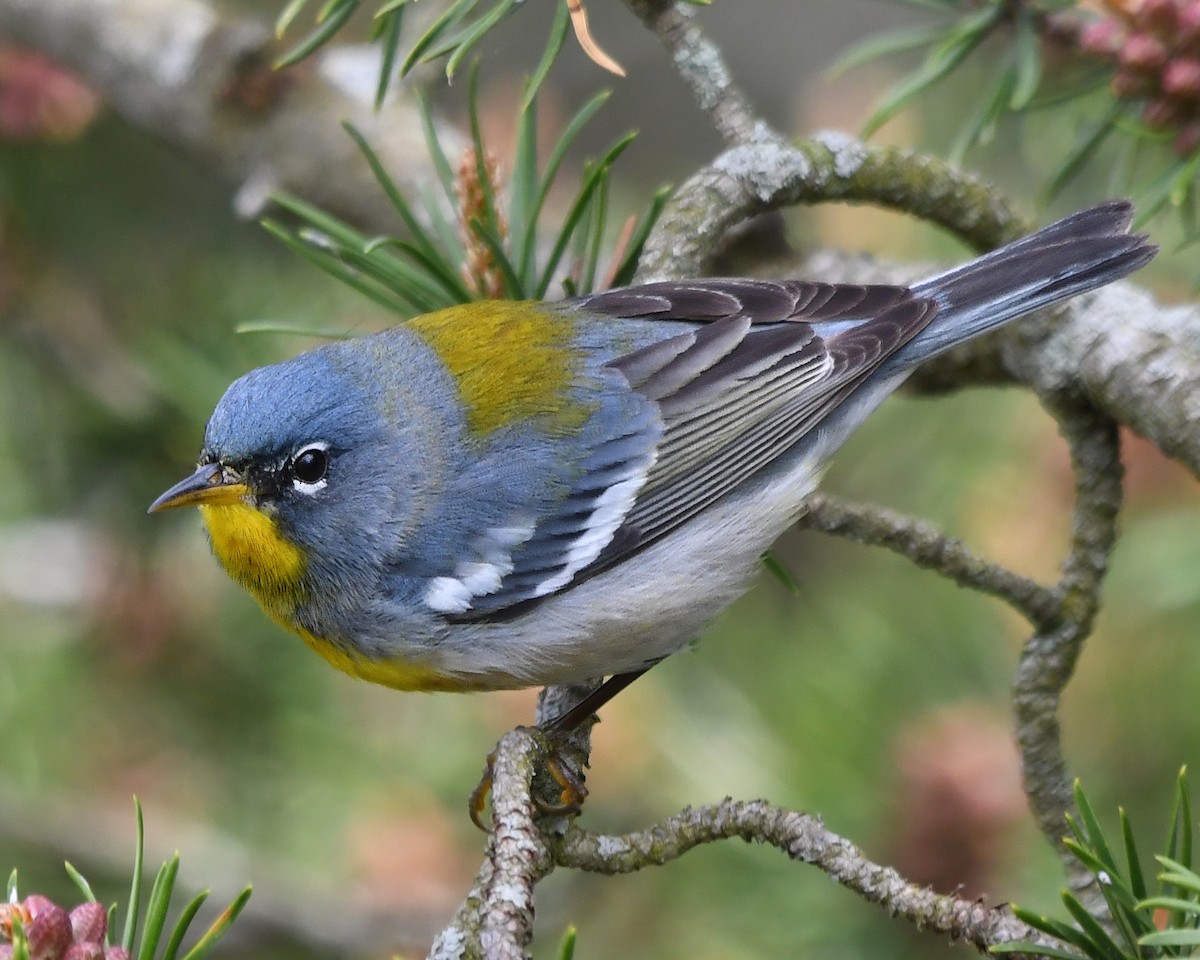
[
  {"left": 446, "top": 279, "right": 938, "bottom": 621},
  {"left": 577, "top": 280, "right": 938, "bottom": 572}
]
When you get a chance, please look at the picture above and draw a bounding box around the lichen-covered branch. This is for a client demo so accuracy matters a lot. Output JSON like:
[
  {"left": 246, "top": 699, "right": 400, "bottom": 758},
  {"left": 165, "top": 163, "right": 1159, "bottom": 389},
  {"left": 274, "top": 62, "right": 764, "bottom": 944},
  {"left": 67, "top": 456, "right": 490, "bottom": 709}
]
[
  {"left": 1008, "top": 281, "right": 1200, "bottom": 483},
  {"left": 0, "top": 0, "right": 459, "bottom": 232},
  {"left": 429, "top": 729, "right": 556, "bottom": 960},
  {"left": 621, "top": 0, "right": 764, "bottom": 145},
  {"left": 635, "top": 133, "right": 1025, "bottom": 282},
  {"left": 1013, "top": 398, "right": 1123, "bottom": 903},
  {"left": 792, "top": 396, "right": 1124, "bottom": 909},
  {"left": 555, "top": 799, "right": 1058, "bottom": 958}
]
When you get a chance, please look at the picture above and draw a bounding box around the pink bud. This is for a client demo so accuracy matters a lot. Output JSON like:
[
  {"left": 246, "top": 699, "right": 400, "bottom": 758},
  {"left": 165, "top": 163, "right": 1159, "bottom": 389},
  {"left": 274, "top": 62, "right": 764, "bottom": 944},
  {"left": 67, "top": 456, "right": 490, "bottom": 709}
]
[
  {"left": 1137, "top": 0, "right": 1179, "bottom": 32},
  {"left": 68, "top": 904, "right": 106, "bottom": 947},
  {"left": 1082, "top": 18, "right": 1125, "bottom": 56},
  {"left": 1164, "top": 58, "right": 1200, "bottom": 96},
  {"left": 62, "top": 945, "right": 103, "bottom": 960},
  {"left": 22, "top": 896, "right": 56, "bottom": 918},
  {"left": 1143, "top": 95, "right": 1182, "bottom": 126},
  {"left": 103, "top": 948, "right": 130, "bottom": 960},
  {"left": 1180, "top": 0, "right": 1200, "bottom": 41},
  {"left": 1121, "top": 32, "right": 1169, "bottom": 71},
  {"left": 1174, "top": 120, "right": 1200, "bottom": 152},
  {"left": 0, "top": 945, "right": 13, "bottom": 959},
  {"left": 1113, "top": 66, "right": 1154, "bottom": 96},
  {"left": 23, "top": 897, "right": 72, "bottom": 960}
]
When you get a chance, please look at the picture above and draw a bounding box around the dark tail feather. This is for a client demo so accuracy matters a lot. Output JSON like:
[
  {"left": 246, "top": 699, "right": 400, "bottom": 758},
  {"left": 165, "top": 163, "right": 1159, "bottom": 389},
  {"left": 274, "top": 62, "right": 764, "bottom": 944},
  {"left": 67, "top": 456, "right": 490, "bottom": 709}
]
[{"left": 898, "top": 200, "right": 1156, "bottom": 367}]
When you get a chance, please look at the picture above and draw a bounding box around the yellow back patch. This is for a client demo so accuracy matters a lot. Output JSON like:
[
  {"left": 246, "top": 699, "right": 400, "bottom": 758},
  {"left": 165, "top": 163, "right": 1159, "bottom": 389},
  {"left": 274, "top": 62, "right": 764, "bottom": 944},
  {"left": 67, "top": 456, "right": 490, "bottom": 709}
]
[
  {"left": 407, "top": 301, "right": 587, "bottom": 437},
  {"left": 200, "top": 502, "right": 308, "bottom": 618}
]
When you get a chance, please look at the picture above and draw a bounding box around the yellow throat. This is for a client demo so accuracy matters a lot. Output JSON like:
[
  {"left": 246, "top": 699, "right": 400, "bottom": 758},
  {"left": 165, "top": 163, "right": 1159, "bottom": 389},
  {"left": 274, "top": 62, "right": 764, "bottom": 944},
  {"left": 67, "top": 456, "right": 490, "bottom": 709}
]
[{"left": 199, "top": 501, "right": 308, "bottom": 619}]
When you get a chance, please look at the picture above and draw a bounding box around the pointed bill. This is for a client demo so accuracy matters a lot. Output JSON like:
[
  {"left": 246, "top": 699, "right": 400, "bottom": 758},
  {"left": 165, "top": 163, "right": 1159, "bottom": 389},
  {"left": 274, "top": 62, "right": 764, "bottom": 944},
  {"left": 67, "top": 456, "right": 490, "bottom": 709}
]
[{"left": 148, "top": 464, "right": 250, "bottom": 513}]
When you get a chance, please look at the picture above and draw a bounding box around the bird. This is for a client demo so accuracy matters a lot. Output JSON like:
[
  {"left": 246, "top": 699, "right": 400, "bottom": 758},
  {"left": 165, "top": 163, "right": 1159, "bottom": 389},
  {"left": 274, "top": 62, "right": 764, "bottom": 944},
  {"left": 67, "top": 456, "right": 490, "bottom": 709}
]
[{"left": 150, "top": 200, "right": 1155, "bottom": 732}]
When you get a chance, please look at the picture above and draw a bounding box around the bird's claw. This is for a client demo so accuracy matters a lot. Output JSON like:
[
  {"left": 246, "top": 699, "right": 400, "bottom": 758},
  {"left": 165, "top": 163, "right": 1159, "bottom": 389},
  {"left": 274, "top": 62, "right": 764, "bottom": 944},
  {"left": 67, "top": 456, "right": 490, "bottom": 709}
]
[
  {"left": 468, "top": 746, "right": 498, "bottom": 832},
  {"left": 533, "top": 753, "right": 589, "bottom": 817}
]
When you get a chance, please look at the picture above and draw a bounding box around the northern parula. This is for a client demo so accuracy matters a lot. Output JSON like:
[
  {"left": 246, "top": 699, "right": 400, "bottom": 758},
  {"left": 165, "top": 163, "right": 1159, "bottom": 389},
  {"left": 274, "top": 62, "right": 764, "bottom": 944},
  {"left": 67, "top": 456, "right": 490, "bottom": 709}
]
[{"left": 150, "top": 201, "right": 1154, "bottom": 728}]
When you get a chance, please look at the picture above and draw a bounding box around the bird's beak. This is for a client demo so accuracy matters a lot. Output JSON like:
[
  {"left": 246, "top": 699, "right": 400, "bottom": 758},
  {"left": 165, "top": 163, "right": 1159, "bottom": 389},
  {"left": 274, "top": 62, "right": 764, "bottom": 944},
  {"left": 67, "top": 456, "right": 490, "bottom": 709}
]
[{"left": 148, "top": 463, "right": 251, "bottom": 513}]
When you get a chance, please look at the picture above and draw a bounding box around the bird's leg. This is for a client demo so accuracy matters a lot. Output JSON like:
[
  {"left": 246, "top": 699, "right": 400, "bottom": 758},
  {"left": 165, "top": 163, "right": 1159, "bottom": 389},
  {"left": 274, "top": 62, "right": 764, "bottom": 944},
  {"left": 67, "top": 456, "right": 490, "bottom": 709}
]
[
  {"left": 539, "top": 667, "right": 653, "bottom": 735},
  {"left": 529, "top": 667, "right": 657, "bottom": 817}
]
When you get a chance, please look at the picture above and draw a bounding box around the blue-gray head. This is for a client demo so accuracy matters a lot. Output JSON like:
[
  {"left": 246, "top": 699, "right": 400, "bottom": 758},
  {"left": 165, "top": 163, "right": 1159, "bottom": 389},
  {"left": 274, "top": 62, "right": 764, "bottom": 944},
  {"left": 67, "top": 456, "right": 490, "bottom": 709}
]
[{"left": 147, "top": 341, "right": 426, "bottom": 583}]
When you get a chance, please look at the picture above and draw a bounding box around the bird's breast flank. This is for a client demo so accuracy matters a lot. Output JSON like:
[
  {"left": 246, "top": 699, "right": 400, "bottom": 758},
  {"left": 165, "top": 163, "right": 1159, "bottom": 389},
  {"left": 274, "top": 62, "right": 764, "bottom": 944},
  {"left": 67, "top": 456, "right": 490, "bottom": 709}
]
[
  {"left": 296, "top": 629, "right": 483, "bottom": 692},
  {"left": 199, "top": 501, "right": 308, "bottom": 617}
]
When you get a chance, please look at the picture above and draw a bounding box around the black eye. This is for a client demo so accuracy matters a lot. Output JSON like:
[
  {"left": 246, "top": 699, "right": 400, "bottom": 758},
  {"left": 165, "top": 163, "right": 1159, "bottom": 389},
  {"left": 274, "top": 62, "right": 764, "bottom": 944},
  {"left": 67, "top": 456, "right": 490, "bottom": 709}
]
[{"left": 292, "top": 446, "right": 329, "bottom": 484}]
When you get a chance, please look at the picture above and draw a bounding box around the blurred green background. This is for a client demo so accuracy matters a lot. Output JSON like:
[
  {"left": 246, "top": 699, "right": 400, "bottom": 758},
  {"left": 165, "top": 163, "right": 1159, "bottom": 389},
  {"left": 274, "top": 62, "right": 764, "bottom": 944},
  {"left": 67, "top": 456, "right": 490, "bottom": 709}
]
[{"left": 2, "top": 2, "right": 1199, "bottom": 958}]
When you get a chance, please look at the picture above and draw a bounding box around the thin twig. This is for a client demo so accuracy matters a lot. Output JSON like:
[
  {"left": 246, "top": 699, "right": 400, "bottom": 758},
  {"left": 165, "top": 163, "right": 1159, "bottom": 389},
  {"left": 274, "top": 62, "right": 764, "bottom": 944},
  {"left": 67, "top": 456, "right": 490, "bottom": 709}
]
[
  {"left": 622, "top": 0, "right": 765, "bottom": 145},
  {"left": 556, "top": 799, "right": 1059, "bottom": 958},
  {"left": 800, "top": 492, "right": 1061, "bottom": 626}
]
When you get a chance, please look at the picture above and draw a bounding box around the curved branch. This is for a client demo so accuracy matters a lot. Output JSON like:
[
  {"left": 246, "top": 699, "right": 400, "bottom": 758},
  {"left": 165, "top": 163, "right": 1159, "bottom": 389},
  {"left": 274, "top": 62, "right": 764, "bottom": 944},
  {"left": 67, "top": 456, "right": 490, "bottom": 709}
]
[
  {"left": 797, "top": 401, "right": 1122, "bottom": 910},
  {"left": 635, "top": 133, "right": 1026, "bottom": 282},
  {"left": 799, "top": 492, "right": 1061, "bottom": 626},
  {"left": 556, "top": 800, "right": 1058, "bottom": 957},
  {"left": 1013, "top": 398, "right": 1123, "bottom": 902},
  {"left": 1009, "top": 282, "right": 1200, "bottom": 483}
]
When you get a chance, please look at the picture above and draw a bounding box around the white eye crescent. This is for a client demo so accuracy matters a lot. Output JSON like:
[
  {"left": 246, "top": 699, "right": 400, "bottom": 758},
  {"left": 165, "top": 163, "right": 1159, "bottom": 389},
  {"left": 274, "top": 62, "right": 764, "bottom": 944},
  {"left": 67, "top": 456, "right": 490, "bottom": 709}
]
[{"left": 290, "top": 442, "right": 330, "bottom": 494}]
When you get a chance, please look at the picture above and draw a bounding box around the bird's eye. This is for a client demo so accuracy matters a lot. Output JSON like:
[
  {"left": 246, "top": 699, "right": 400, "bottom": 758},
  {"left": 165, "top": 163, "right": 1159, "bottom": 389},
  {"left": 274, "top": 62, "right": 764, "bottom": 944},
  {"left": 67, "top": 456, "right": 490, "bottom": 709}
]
[{"left": 291, "top": 446, "right": 329, "bottom": 486}]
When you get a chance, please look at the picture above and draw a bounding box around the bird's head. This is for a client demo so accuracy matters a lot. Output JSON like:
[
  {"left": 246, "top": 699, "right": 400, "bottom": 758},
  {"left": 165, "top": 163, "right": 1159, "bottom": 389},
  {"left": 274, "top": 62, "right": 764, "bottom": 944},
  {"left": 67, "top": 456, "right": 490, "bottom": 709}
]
[{"left": 148, "top": 346, "right": 407, "bottom": 615}]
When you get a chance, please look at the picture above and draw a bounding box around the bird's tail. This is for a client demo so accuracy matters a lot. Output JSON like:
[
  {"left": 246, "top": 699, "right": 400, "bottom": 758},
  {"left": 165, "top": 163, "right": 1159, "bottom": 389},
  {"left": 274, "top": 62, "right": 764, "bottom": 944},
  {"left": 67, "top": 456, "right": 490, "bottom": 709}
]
[{"left": 895, "top": 200, "right": 1156, "bottom": 369}]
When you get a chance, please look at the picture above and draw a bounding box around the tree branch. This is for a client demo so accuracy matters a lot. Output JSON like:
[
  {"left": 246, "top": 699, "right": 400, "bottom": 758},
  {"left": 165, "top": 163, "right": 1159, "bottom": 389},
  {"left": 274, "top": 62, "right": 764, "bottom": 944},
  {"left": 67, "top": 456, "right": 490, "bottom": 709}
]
[
  {"left": 0, "top": 0, "right": 460, "bottom": 232},
  {"left": 796, "top": 400, "right": 1121, "bottom": 913},
  {"left": 621, "top": 0, "right": 765, "bottom": 145},
  {"left": 1013, "top": 397, "right": 1123, "bottom": 904},
  {"left": 429, "top": 729, "right": 556, "bottom": 960},
  {"left": 799, "top": 492, "right": 1061, "bottom": 626},
  {"left": 555, "top": 799, "right": 1056, "bottom": 957},
  {"left": 635, "top": 133, "right": 1026, "bottom": 283}
]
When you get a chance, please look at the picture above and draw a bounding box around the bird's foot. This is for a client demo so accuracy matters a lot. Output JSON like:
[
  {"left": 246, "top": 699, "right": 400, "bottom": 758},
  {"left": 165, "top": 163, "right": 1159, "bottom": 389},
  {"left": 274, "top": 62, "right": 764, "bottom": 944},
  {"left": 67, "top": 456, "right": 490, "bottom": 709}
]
[{"left": 468, "top": 725, "right": 589, "bottom": 831}]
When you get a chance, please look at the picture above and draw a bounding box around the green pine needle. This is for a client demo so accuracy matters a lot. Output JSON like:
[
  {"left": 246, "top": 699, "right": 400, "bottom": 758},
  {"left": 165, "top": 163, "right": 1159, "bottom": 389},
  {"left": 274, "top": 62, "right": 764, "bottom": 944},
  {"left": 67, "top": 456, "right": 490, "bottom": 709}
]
[
  {"left": 122, "top": 797, "right": 145, "bottom": 954},
  {"left": 177, "top": 887, "right": 253, "bottom": 960},
  {"left": 265, "top": 72, "right": 662, "bottom": 315}
]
